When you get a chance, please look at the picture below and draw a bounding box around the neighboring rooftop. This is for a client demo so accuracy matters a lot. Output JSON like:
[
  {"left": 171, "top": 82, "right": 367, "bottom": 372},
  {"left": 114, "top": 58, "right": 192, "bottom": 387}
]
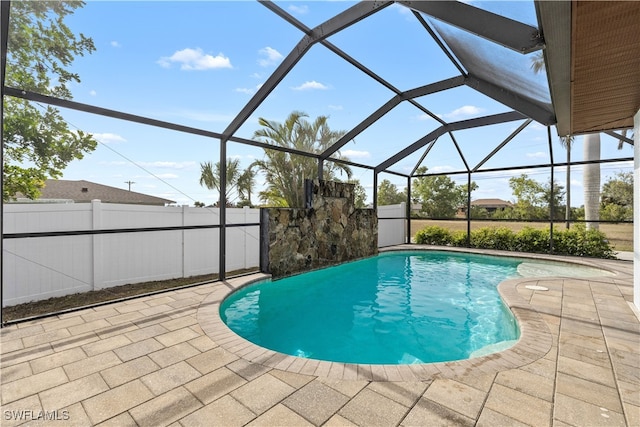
[
  {"left": 470, "top": 198, "right": 512, "bottom": 207},
  {"left": 12, "top": 179, "right": 175, "bottom": 206}
]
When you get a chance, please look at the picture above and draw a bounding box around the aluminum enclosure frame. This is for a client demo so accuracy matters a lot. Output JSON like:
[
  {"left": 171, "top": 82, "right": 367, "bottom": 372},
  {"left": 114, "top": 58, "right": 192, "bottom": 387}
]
[{"left": 1, "top": 0, "right": 636, "bottom": 323}]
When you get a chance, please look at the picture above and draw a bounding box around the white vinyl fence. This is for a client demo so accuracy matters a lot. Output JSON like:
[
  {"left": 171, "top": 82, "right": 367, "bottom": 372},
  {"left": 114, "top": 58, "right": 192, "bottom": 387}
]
[
  {"left": 2, "top": 201, "right": 406, "bottom": 306},
  {"left": 377, "top": 202, "right": 407, "bottom": 247}
]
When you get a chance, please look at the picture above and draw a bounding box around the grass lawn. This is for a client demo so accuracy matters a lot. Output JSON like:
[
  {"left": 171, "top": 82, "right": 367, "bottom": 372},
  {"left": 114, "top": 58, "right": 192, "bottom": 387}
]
[{"left": 409, "top": 219, "right": 634, "bottom": 252}]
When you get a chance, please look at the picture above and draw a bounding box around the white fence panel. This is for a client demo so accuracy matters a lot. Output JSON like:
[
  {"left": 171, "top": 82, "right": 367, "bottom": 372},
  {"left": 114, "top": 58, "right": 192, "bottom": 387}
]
[
  {"left": 377, "top": 203, "right": 406, "bottom": 247},
  {"left": 2, "top": 202, "right": 261, "bottom": 307},
  {"left": 3, "top": 236, "right": 93, "bottom": 305}
]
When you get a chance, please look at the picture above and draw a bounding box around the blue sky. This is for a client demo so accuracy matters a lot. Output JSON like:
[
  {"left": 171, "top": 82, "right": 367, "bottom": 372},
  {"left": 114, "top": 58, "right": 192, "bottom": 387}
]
[{"left": 46, "top": 1, "right": 634, "bottom": 207}]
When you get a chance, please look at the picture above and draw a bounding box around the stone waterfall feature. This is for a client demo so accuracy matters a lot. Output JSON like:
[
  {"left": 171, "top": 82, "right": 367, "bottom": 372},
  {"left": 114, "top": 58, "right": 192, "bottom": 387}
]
[{"left": 260, "top": 180, "right": 378, "bottom": 278}]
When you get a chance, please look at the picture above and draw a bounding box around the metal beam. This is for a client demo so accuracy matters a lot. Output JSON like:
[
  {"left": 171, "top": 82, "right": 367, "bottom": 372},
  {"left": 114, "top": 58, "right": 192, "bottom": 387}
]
[
  {"left": 410, "top": 138, "right": 438, "bottom": 176},
  {"left": 259, "top": 1, "right": 447, "bottom": 134},
  {"left": 376, "top": 111, "right": 526, "bottom": 172},
  {"left": 5, "top": 87, "right": 227, "bottom": 140},
  {"left": 605, "top": 130, "right": 634, "bottom": 146},
  {"left": 449, "top": 133, "right": 469, "bottom": 172},
  {"left": 376, "top": 128, "right": 447, "bottom": 173},
  {"left": 465, "top": 75, "right": 556, "bottom": 126},
  {"left": 472, "top": 119, "right": 533, "bottom": 171},
  {"left": 397, "top": 0, "right": 544, "bottom": 54},
  {"left": 0, "top": 0, "right": 9, "bottom": 327},
  {"left": 222, "top": 1, "right": 392, "bottom": 140},
  {"left": 320, "top": 76, "right": 465, "bottom": 161},
  {"left": 535, "top": 0, "right": 571, "bottom": 136},
  {"left": 411, "top": 9, "right": 467, "bottom": 77}
]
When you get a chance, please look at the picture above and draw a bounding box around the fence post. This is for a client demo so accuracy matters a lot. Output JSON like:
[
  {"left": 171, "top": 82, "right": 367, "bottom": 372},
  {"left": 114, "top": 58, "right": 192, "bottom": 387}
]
[
  {"left": 243, "top": 206, "right": 250, "bottom": 269},
  {"left": 91, "top": 200, "right": 103, "bottom": 290},
  {"left": 182, "top": 205, "right": 188, "bottom": 278}
]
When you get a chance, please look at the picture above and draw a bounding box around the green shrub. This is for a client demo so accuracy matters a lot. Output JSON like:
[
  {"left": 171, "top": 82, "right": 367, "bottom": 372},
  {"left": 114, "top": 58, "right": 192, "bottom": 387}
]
[
  {"left": 554, "top": 227, "right": 616, "bottom": 259},
  {"left": 469, "top": 227, "right": 516, "bottom": 251},
  {"left": 413, "top": 224, "right": 615, "bottom": 259},
  {"left": 450, "top": 230, "right": 469, "bottom": 247},
  {"left": 415, "top": 226, "right": 452, "bottom": 245},
  {"left": 515, "top": 227, "right": 549, "bottom": 253}
]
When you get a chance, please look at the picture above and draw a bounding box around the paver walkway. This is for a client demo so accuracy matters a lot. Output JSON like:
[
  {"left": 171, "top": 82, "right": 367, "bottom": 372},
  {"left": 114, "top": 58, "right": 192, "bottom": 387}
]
[{"left": 1, "top": 249, "right": 638, "bottom": 426}]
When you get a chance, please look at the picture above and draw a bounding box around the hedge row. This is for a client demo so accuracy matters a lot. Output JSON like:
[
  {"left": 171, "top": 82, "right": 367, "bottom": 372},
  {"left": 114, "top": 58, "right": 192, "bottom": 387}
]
[{"left": 414, "top": 225, "right": 616, "bottom": 259}]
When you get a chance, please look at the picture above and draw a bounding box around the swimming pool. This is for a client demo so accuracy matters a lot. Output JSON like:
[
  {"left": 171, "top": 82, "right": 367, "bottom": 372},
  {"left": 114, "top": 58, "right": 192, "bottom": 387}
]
[{"left": 221, "top": 251, "right": 530, "bottom": 364}]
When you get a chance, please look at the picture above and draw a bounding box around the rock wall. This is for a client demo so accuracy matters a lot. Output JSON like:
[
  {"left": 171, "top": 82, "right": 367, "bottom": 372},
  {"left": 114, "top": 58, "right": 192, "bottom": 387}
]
[{"left": 261, "top": 180, "right": 378, "bottom": 278}]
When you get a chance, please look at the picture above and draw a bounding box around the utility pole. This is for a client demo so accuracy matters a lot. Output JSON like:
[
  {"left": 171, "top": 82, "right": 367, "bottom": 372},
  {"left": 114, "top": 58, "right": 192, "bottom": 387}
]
[{"left": 124, "top": 180, "right": 135, "bottom": 191}]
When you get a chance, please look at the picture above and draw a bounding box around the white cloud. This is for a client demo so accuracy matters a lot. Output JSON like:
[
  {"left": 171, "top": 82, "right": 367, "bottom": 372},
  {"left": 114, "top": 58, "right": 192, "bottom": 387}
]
[
  {"left": 570, "top": 179, "right": 582, "bottom": 187},
  {"left": 110, "top": 41, "right": 121, "bottom": 48},
  {"left": 328, "top": 105, "right": 343, "bottom": 111},
  {"left": 258, "top": 47, "right": 283, "bottom": 67},
  {"left": 292, "top": 80, "right": 328, "bottom": 91},
  {"left": 235, "top": 83, "right": 263, "bottom": 95},
  {"left": 158, "top": 48, "right": 232, "bottom": 70},
  {"left": 342, "top": 150, "right": 370, "bottom": 159},
  {"left": 439, "top": 105, "right": 484, "bottom": 121},
  {"left": 416, "top": 113, "right": 437, "bottom": 121},
  {"left": 288, "top": 4, "right": 309, "bottom": 15},
  {"left": 92, "top": 132, "right": 126, "bottom": 144},
  {"left": 89, "top": 90, "right": 97, "bottom": 96}
]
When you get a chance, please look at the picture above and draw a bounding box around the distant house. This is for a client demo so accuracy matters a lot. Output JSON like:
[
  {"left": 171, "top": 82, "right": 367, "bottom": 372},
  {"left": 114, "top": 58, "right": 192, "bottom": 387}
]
[
  {"left": 458, "top": 198, "right": 513, "bottom": 216},
  {"left": 12, "top": 179, "right": 175, "bottom": 206}
]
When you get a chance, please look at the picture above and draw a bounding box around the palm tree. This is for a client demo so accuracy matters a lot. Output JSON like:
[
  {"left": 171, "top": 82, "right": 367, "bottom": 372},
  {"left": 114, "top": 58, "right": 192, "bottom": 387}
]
[
  {"left": 583, "top": 133, "right": 601, "bottom": 230},
  {"left": 530, "top": 51, "right": 545, "bottom": 74},
  {"left": 237, "top": 167, "right": 257, "bottom": 206},
  {"left": 559, "top": 135, "right": 573, "bottom": 228},
  {"left": 251, "top": 111, "right": 352, "bottom": 207},
  {"left": 532, "top": 52, "right": 575, "bottom": 227},
  {"left": 199, "top": 158, "right": 248, "bottom": 206}
]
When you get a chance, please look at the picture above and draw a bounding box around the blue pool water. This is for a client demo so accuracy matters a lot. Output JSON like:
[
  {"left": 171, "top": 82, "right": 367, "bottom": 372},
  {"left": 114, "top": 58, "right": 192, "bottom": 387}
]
[{"left": 220, "top": 251, "right": 522, "bottom": 364}]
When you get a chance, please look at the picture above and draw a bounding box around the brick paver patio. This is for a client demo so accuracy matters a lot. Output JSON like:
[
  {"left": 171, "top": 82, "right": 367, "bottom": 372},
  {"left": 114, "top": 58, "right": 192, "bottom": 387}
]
[{"left": 1, "top": 248, "right": 638, "bottom": 426}]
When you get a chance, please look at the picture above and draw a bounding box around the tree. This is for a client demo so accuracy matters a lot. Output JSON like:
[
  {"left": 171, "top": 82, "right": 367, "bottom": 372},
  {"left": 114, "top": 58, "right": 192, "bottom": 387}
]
[
  {"left": 3, "top": 1, "right": 97, "bottom": 201},
  {"left": 600, "top": 171, "right": 633, "bottom": 221},
  {"left": 531, "top": 54, "right": 575, "bottom": 227},
  {"left": 530, "top": 51, "right": 545, "bottom": 74},
  {"left": 377, "top": 179, "right": 405, "bottom": 206},
  {"left": 411, "top": 167, "right": 473, "bottom": 218},
  {"left": 237, "top": 167, "right": 257, "bottom": 207},
  {"left": 559, "top": 136, "right": 574, "bottom": 228},
  {"left": 499, "top": 174, "right": 544, "bottom": 220},
  {"left": 542, "top": 179, "right": 566, "bottom": 221},
  {"left": 251, "top": 111, "right": 352, "bottom": 207},
  {"left": 499, "top": 174, "right": 564, "bottom": 220},
  {"left": 199, "top": 158, "right": 254, "bottom": 206},
  {"left": 346, "top": 179, "right": 367, "bottom": 208}
]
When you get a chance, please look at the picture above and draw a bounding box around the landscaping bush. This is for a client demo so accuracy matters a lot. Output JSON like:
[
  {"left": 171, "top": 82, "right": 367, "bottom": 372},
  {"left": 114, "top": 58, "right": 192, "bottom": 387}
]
[
  {"left": 469, "top": 227, "right": 516, "bottom": 251},
  {"left": 515, "top": 227, "right": 550, "bottom": 253},
  {"left": 450, "top": 230, "right": 469, "bottom": 247},
  {"left": 413, "top": 224, "right": 615, "bottom": 258},
  {"left": 554, "top": 226, "right": 616, "bottom": 259},
  {"left": 415, "top": 225, "right": 452, "bottom": 245}
]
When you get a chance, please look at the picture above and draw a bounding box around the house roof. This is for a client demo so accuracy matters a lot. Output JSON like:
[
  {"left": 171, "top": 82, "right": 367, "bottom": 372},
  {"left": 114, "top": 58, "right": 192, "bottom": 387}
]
[
  {"left": 471, "top": 198, "right": 512, "bottom": 207},
  {"left": 471, "top": 199, "right": 512, "bottom": 206},
  {"left": 25, "top": 180, "right": 175, "bottom": 205}
]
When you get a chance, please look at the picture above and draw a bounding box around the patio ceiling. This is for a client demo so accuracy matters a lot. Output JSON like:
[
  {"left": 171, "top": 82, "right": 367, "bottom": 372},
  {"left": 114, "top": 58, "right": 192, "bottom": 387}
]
[{"left": 539, "top": 1, "right": 640, "bottom": 137}]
